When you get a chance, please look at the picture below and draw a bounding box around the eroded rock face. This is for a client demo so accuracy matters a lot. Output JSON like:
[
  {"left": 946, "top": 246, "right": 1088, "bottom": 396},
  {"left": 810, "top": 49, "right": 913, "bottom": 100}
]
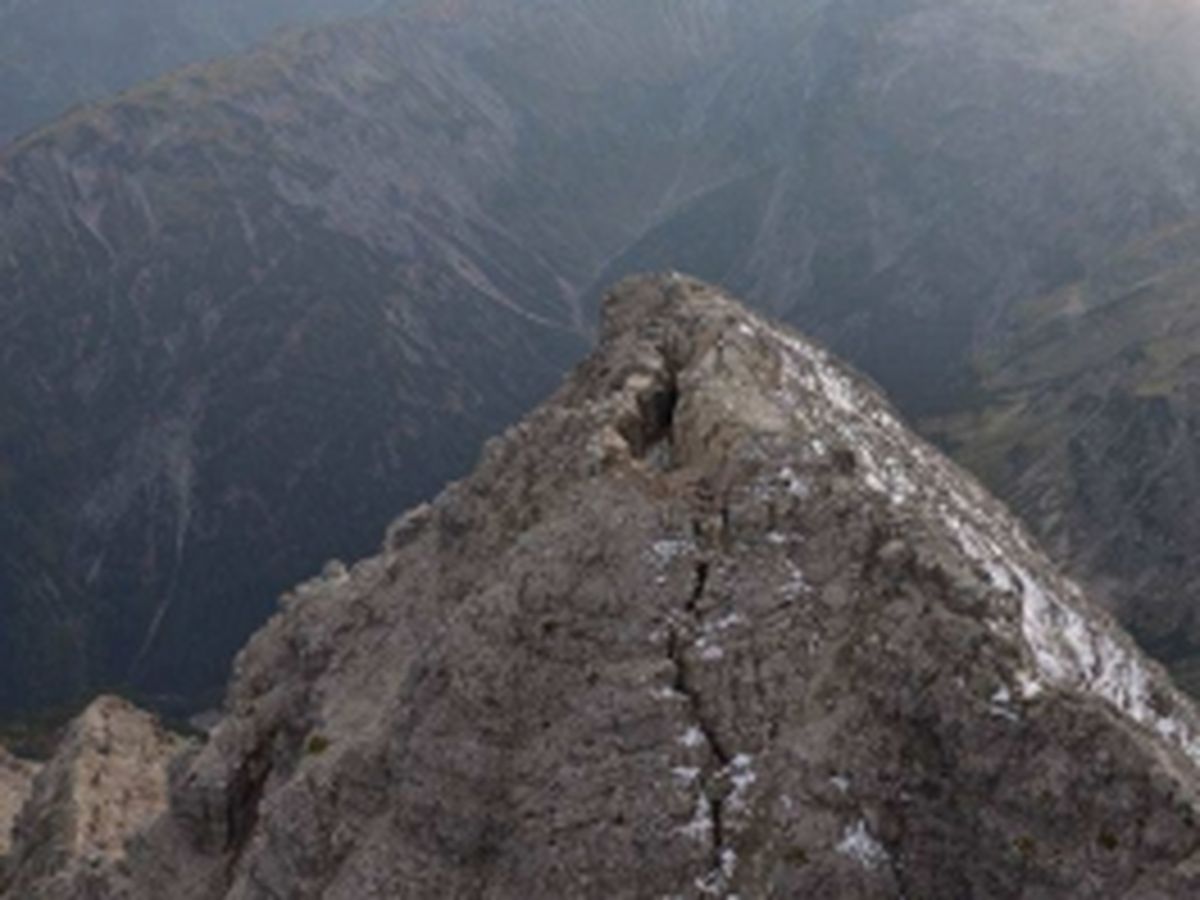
[
  {"left": 2, "top": 696, "right": 186, "bottom": 899},
  {"left": 10, "top": 275, "right": 1186, "bottom": 898},
  {"left": 0, "top": 748, "right": 39, "bottom": 860}
]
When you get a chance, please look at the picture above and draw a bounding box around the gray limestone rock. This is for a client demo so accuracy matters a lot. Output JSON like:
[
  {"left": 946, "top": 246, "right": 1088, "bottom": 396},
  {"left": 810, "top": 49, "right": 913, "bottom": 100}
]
[
  {"left": 0, "top": 747, "right": 39, "bottom": 868},
  {"left": 13, "top": 276, "right": 1200, "bottom": 897},
  {"left": 2, "top": 696, "right": 187, "bottom": 900}
]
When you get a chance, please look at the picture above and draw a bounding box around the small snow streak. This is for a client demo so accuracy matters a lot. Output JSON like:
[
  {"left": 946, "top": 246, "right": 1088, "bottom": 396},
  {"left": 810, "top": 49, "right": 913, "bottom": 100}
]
[
  {"left": 680, "top": 793, "right": 714, "bottom": 842},
  {"left": 837, "top": 820, "right": 889, "bottom": 870}
]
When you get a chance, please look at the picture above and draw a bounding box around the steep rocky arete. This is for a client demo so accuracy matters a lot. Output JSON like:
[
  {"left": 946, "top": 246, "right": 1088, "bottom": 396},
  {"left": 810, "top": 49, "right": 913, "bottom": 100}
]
[
  {"left": 0, "top": 696, "right": 184, "bottom": 899},
  {"left": 6, "top": 276, "right": 1200, "bottom": 897},
  {"left": 0, "top": 748, "right": 39, "bottom": 863}
]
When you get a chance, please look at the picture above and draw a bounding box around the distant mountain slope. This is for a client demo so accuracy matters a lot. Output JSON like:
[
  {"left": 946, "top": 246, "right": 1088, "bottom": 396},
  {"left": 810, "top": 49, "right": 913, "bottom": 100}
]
[
  {"left": 581, "top": 0, "right": 1200, "bottom": 408},
  {"left": 924, "top": 219, "right": 1200, "bottom": 695},
  {"left": 5, "top": 0, "right": 1200, "bottom": 716},
  {"left": 0, "top": 0, "right": 383, "bottom": 143}
]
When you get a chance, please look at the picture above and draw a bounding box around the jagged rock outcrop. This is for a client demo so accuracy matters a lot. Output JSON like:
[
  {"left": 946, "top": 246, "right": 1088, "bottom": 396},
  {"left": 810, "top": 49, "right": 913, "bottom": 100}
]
[
  {"left": 1, "top": 696, "right": 186, "bottom": 899},
  {"left": 16, "top": 276, "right": 1200, "bottom": 898},
  {"left": 0, "top": 748, "right": 39, "bottom": 861}
]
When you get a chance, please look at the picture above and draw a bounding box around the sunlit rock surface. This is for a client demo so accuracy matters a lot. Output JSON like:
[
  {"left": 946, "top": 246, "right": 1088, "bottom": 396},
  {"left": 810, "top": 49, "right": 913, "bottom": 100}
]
[
  {"left": 0, "top": 748, "right": 38, "bottom": 859},
  {"left": 1, "top": 696, "right": 186, "bottom": 899}
]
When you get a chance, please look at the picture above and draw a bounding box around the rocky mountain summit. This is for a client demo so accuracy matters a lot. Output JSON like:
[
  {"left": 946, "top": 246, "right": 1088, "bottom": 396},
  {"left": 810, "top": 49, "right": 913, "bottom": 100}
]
[{"left": 7, "top": 276, "right": 1200, "bottom": 898}]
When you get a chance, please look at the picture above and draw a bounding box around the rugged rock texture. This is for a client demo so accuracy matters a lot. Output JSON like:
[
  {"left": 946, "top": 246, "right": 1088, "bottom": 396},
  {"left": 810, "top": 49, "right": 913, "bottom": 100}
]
[
  {"left": 0, "top": 0, "right": 384, "bottom": 144},
  {"left": 0, "top": 747, "right": 38, "bottom": 859},
  {"left": 15, "top": 276, "right": 1200, "bottom": 898},
  {"left": 6, "top": 0, "right": 1200, "bottom": 718},
  {"left": 923, "top": 219, "right": 1200, "bottom": 696},
  {"left": 1, "top": 696, "right": 185, "bottom": 899}
]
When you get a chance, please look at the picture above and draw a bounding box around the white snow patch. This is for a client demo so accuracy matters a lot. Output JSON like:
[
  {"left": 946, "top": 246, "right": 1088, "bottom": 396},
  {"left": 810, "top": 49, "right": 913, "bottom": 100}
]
[
  {"left": 836, "top": 819, "right": 890, "bottom": 870},
  {"left": 650, "top": 539, "right": 693, "bottom": 565},
  {"left": 709, "top": 612, "right": 745, "bottom": 632},
  {"left": 781, "top": 560, "right": 810, "bottom": 596},
  {"left": 830, "top": 774, "right": 851, "bottom": 794},
  {"left": 720, "top": 847, "right": 738, "bottom": 878},
  {"left": 812, "top": 359, "right": 858, "bottom": 414},
  {"left": 672, "top": 766, "right": 701, "bottom": 784},
  {"left": 761, "top": 301, "right": 1200, "bottom": 765},
  {"left": 680, "top": 794, "right": 713, "bottom": 841},
  {"left": 989, "top": 701, "right": 1020, "bottom": 723},
  {"left": 983, "top": 560, "right": 1016, "bottom": 594},
  {"left": 698, "top": 642, "right": 725, "bottom": 661},
  {"left": 727, "top": 754, "right": 757, "bottom": 812},
  {"left": 778, "top": 465, "right": 810, "bottom": 498},
  {"left": 942, "top": 496, "right": 1200, "bottom": 763},
  {"left": 1017, "top": 671, "right": 1044, "bottom": 700},
  {"left": 1016, "top": 563, "right": 1200, "bottom": 761},
  {"left": 680, "top": 726, "right": 706, "bottom": 748},
  {"left": 881, "top": 457, "right": 917, "bottom": 504}
]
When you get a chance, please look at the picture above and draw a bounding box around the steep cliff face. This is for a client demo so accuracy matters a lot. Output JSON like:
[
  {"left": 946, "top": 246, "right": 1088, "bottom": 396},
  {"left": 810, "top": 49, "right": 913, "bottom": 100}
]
[
  {"left": 10, "top": 277, "right": 1197, "bottom": 898},
  {"left": 6, "top": 0, "right": 1200, "bottom": 717}
]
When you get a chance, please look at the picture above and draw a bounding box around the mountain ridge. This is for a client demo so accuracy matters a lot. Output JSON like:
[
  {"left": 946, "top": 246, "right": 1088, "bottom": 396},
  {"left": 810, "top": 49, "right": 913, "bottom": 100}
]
[
  {"left": 0, "top": 0, "right": 388, "bottom": 145},
  {"left": 7, "top": 275, "right": 1200, "bottom": 898}
]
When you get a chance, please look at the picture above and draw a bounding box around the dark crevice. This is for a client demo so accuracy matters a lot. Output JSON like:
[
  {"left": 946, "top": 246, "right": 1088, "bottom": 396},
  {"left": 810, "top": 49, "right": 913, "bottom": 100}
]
[
  {"left": 221, "top": 730, "right": 276, "bottom": 878},
  {"left": 667, "top": 625, "right": 730, "bottom": 767},
  {"left": 619, "top": 368, "right": 680, "bottom": 458},
  {"left": 643, "top": 381, "right": 680, "bottom": 444},
  {"left": 687, "top": 561, "right": 709, "bottom": 615},
  {"left": 665, "top": 532, "right": 734, "bottom": 883},
  {"left": 666, "top": 624, "right": 729, "bottom": 879}
]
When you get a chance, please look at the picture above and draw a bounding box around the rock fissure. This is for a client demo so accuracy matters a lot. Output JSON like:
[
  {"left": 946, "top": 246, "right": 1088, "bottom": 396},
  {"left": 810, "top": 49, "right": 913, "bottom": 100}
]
[{"left": 666, "top": 513, "right": 743, "bottom": 891}]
